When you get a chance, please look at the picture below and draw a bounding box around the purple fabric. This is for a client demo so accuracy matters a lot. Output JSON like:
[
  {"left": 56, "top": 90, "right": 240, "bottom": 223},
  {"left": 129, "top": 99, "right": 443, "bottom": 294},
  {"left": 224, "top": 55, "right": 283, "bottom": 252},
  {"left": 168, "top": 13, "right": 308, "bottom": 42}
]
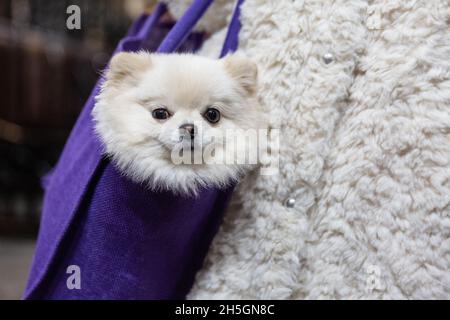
[
  {"left": 24, "top": 0, "right": 244, "bottom": 300},
  {"left": 220, "top": 0, "right": 245, "bottom": 57},
  {"left": 158, "top": 0, "right": 214, "bottom": 53}
]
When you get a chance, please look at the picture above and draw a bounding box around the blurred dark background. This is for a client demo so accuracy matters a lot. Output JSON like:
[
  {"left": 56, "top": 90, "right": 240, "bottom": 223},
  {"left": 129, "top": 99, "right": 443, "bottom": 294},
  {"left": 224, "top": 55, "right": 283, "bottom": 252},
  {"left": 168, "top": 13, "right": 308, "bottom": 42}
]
[{"left": 0, "top": 0, "right": 155, "bottom": 299}]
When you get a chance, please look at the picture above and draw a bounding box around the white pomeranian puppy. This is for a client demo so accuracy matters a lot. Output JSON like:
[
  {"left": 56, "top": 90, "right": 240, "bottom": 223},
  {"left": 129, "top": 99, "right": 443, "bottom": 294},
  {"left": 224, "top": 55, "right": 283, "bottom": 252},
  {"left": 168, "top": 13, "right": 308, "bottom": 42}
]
[{"left": 93, "top": 52, "right": 267, "bottom": 195}]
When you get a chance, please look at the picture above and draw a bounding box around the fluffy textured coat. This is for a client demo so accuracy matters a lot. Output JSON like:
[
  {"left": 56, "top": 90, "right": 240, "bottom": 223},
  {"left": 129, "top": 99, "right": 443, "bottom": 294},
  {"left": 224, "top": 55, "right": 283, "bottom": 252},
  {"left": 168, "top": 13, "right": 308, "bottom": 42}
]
[{"left": 164, "top": 0, "right": 450, "bottom": 299}]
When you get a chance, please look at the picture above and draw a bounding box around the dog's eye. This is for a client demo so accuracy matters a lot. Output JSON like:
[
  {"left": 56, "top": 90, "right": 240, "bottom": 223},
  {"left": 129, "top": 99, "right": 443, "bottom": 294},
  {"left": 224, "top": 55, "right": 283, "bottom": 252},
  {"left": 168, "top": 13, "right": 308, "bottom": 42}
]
[
  {"left": 152, "top": 108, "right": 170, "bottom": 120},
  {"left": 203, "top": 108, "right": 221, "bottom": 124}
]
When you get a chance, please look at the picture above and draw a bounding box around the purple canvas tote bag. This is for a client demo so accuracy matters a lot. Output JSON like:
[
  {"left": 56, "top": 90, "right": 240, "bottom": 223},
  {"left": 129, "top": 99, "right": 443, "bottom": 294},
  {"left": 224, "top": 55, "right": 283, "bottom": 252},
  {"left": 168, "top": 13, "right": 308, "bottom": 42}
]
[{"left": 24, "top": 0, "right": 245, "bottom": 300}]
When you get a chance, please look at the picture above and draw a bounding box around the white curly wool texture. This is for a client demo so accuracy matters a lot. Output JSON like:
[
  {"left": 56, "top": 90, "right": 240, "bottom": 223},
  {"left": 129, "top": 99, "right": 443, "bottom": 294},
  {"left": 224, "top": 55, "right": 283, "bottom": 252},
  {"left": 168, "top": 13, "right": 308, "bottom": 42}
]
[{"left": 164, "top": 0, "right": 450, "bottom": 299}]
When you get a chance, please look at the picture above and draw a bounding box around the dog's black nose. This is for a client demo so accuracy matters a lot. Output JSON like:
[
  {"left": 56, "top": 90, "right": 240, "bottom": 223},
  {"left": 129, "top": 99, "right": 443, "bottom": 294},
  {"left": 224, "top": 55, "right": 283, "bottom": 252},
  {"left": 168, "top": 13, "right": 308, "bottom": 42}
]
[{"left": 179, "top": 123, "right": 196, "bottom": 138}]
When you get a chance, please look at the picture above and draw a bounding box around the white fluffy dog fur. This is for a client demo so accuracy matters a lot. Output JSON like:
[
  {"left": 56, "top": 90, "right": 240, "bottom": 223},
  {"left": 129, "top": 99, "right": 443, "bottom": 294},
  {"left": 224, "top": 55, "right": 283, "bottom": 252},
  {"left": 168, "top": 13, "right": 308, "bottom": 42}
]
[{"left": 93, "top": 53, "right": 266, "bottom": 195}]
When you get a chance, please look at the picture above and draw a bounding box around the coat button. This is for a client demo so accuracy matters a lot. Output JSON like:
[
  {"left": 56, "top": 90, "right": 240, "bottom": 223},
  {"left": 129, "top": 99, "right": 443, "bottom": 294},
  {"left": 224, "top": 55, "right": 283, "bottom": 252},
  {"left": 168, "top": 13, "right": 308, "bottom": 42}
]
[
  {"left": 284, "top": 197, "right": 296, "bottom": 208},
  {"left": 322, "top": 52, "right": 334, "bottom": 64}
]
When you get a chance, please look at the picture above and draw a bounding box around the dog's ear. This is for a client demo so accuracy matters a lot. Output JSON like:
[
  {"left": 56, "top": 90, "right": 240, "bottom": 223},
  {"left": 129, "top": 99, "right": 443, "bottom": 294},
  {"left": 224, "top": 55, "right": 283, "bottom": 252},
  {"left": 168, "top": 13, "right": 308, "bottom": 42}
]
[
  {"left": 106, "top": 52, "right": 152, "bottom": 86},
  {"left": 222, "top": 55, "right": 258, "bottom": 95}
]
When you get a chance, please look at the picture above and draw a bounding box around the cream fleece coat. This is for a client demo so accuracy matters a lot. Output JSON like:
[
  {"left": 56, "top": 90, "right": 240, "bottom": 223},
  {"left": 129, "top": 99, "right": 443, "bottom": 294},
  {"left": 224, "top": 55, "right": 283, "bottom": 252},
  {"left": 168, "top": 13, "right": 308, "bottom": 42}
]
[{"left": 163, "top": 0, "right": 450, "bottom": 299}]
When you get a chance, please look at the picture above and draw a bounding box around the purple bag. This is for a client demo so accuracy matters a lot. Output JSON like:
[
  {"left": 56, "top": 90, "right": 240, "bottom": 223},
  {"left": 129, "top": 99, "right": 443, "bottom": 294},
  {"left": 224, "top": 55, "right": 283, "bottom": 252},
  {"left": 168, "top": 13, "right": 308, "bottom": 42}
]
[{"left": 24, "top": 0, "right": 245, "bottom": 300}]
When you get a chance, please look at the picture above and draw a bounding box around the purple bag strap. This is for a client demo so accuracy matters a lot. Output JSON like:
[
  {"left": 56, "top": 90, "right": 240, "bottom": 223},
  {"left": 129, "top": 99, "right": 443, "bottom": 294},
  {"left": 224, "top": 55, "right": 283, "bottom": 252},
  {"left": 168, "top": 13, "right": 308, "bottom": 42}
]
[
  {"left": 220, "top": 0, "right": 245, "bottom": 57},
  {"left": 156, "top": 0, "right": 244, "bottom": 56},
  {"left": 119, "top": 3, "right": 167, "bottom": 52},
  {"left": 158, "top": 0, "right": 214, "bottom": 53},
  {"left": 136, "top": 3, "right": 167, "bottom": 39}
]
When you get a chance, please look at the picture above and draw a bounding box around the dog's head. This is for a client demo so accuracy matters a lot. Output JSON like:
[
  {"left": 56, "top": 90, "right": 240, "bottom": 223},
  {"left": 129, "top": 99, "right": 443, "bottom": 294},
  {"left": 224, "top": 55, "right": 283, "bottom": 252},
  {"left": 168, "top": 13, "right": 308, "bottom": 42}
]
[{"left": 93, "top": 53, "right": 266, "bottom": 195}]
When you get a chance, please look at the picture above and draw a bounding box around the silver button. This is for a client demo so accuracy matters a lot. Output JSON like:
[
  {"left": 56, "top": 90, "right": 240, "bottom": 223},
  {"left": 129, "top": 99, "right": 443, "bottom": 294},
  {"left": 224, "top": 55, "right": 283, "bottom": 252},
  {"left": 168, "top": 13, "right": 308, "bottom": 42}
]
[
  {"left": 284, "top": 198, "right": 296, "bottom": 208},
  {"left": 322, "top": 52, "right": 334, "bottom": 64}
]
